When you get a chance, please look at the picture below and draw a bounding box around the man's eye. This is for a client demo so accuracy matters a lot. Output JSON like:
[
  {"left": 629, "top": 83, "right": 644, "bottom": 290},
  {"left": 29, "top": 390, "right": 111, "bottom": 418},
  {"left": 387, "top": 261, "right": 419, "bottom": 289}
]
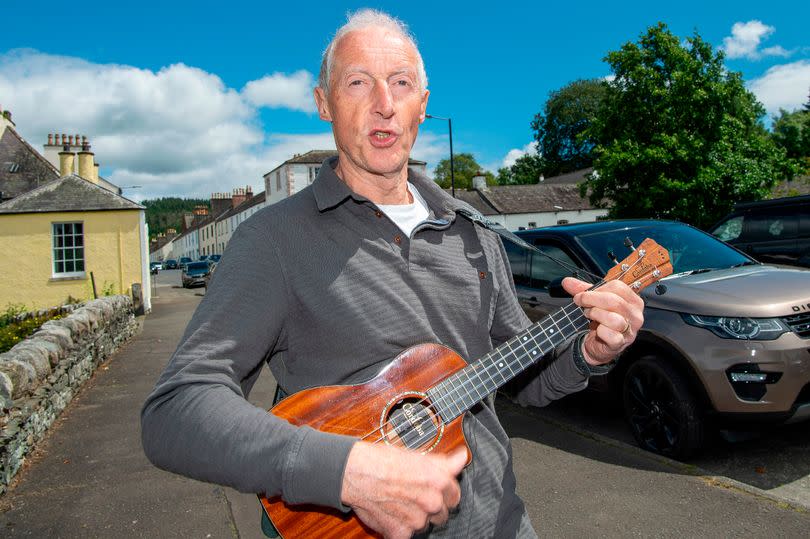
[
  {"left": 395, "top": 80, "right": 410, "bottom": 86},
  {"left": 349, "top": 79, "right": 364, "bottom": 86}
]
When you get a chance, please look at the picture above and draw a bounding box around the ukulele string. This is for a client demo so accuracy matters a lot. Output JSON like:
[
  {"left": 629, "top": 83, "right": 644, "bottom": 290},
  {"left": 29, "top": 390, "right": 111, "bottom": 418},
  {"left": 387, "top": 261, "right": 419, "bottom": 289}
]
[{"left": 356, "top": 253, "right": 658, "bottom": 450}]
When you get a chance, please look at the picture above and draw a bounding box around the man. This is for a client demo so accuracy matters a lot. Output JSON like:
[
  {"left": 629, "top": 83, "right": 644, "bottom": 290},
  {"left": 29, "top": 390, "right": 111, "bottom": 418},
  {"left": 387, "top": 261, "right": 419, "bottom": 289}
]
[{"left": 141, "top": 9, "right": 644, "bottom": 538}]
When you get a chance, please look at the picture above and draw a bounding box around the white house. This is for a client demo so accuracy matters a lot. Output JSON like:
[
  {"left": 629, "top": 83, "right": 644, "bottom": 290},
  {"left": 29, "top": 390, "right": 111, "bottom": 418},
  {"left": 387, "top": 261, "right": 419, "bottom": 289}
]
[
  {"left": 452, "top": 168, "right": 607, "bottom": 230},
  {"left": 263, "top": 150, "right": 427, "bottom": 205}
]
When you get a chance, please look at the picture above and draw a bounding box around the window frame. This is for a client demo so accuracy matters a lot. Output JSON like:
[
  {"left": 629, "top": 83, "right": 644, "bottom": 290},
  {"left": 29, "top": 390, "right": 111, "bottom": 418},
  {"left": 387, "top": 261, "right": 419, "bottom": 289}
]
[{"left": 52, "top": 221, "right": 86, "bottom": 278}]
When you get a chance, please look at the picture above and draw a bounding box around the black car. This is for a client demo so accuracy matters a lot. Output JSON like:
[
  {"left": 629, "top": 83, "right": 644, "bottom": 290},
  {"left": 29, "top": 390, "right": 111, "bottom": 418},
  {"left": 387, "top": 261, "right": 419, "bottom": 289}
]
[
  {"left": 710, "top": 194, "right": 810, "bottom": 268},
  {"left": 164, "top": 259, "right": 178, "bottom": 270},
  {"left": 182, "top": 261, "right": 211, "bottom": 288}
]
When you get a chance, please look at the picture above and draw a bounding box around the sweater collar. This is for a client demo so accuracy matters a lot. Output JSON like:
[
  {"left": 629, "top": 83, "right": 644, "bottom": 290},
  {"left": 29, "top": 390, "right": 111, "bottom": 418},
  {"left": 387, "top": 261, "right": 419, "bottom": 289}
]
[{"left": 312, "top": 156, "right": 469, "bottom": 221}]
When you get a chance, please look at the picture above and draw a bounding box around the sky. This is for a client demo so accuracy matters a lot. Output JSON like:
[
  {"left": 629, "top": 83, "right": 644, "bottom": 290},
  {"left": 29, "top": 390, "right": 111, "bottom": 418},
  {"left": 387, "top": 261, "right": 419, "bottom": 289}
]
[{"left": 1, "top": 0, "right": 808, "bottom": 201}]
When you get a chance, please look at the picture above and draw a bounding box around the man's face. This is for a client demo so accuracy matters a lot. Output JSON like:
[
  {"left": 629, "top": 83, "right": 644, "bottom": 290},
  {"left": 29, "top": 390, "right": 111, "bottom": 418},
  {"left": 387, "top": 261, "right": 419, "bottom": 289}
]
[{"left": 315, "top": 26, "right": 429, "bottom": 179}]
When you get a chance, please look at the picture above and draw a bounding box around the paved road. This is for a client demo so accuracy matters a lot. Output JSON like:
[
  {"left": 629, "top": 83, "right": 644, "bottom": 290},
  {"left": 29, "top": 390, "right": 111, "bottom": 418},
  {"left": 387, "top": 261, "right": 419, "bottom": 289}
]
[{"left": 1, "top": 269, "right": 808, "bottom": 537}]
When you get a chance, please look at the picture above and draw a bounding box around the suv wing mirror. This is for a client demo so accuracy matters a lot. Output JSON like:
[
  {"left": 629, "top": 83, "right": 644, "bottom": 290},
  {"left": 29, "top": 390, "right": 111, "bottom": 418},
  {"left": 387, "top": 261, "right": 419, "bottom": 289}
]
[{"left": 548, "top": 277, "right": 571, "bottom": 298}]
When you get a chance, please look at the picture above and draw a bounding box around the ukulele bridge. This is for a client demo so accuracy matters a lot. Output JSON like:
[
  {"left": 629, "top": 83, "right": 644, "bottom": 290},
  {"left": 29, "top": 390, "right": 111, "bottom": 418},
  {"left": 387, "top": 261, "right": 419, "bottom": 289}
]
[{"left": 380, "top": 391, "right": 444, "bottom": 453}]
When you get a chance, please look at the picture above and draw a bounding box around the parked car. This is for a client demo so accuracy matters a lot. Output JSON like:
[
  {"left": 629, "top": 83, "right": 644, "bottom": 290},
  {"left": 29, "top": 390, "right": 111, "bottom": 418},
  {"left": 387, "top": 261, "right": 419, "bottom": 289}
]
[
  {"left": 199, "top": 255, "right": 209, "bottom": 262},
  {"left": 181, "top": 261, "right": 212, "bottom": 288},
  {"left": 503, "top": 219, "right": 810, "bottom": 459},
  {"left": 203, "top": 262, "right": 217, "bottom": 290},
  {"left": 164, "top": 259, "right": 178, "bottom": 270},
  {"left": 208, "top": 254, "right": 222, "bottom": 265},
  {"left": 149, "top": 261, "right": 162, "bottom": 275},
  {"left": 710, "top": 194, "right": 810, "bottom": 268},
  {"left": 179, "top": 257, "right": 193, "bottom": 270}
]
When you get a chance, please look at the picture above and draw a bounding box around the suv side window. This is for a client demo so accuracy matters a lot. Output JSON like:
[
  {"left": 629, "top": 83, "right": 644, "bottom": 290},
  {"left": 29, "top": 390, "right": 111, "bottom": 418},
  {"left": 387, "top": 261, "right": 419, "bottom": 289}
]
[
  {"left": 741, "top": 208, "right": 798, "bottom": 242},
  {"left": 503, "top": 241, "right": 530, "bottom": 286},
  {"left": 530, "top": 241, "right": 580, "bottom": 290},
  {"left": 712, "top": 215, "right": 743, "bottom": 241}
]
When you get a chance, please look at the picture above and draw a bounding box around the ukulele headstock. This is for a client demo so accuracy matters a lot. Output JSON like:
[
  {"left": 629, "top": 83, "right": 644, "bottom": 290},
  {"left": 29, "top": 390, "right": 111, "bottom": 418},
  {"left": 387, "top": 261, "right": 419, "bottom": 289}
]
[{"left": 603, "top": 238, "right": 672, "bottom": 293}]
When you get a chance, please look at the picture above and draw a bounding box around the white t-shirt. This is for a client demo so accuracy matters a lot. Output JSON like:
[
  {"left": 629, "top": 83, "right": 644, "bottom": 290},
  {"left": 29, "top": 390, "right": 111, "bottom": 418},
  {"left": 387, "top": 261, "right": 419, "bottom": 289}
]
[{"left": 376, "top": 182, "right": 430, "bottom": 237}]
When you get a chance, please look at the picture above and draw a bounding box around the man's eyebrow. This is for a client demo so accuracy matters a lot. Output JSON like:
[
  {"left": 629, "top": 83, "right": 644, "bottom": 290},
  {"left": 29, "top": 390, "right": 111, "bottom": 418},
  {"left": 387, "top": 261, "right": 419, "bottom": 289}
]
[{"left": 341, "top": 67, "right": 417, "bottom": 78}]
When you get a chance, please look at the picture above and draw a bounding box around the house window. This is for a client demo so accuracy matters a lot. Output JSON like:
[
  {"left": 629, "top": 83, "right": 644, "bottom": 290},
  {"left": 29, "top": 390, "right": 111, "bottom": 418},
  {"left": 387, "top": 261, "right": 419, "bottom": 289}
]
[
  {"left": 309, "top": 166, "right": 320, "bottom": 183},
  {"left": 52, "top": 222, "right": 85, "bottom": 276},
  {"left": 276, "top": 171, "right": 281, "bottom": 190}
]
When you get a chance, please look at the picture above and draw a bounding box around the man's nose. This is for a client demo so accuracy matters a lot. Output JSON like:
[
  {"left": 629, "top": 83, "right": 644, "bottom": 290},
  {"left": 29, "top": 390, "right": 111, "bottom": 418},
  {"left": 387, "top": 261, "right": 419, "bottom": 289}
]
[{"left": 372, "top": 81, "right": 395, "bottom": 118}]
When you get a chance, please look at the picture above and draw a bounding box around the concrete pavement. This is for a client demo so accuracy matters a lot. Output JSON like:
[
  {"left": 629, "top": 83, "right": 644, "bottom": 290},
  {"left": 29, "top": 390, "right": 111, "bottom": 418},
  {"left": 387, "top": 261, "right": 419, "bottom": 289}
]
[{"left": 1, "top": 272, "right": 808, "bottom": 537}]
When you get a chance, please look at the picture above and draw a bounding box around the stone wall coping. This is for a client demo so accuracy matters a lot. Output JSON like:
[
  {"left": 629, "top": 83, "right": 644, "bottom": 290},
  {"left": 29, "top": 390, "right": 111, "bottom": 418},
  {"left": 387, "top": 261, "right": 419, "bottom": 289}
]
[{"left": 0, "top": 295, "right": 133, "bottom": 408}]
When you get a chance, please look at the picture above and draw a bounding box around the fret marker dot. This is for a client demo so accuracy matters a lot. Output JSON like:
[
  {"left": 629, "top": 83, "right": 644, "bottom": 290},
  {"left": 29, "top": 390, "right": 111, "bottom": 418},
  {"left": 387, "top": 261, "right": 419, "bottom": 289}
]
[
  {"left": 532, "top": 350, "right": 538, "bottom": 355},
  {"left": 523, "top": 336, "right": 528, "bottom": 341},
  {"left": 498, "top": 362, "right": 504, "bottom": 367},
  {"left": 549, "top": 329, "right": 555, "bottom": 334}
]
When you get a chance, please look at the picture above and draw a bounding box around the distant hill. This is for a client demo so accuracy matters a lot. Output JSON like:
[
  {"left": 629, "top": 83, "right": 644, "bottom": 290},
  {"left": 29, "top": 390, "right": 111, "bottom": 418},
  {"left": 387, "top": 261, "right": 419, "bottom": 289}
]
[{"left": 142, "top": 197, "right": 209, "bottom": 239}]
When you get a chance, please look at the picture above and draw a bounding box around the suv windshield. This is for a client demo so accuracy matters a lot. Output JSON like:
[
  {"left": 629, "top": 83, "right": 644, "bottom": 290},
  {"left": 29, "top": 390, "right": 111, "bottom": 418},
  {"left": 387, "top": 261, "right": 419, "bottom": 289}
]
[
  {"left": 575, "top": 222, "right": 753, "bottom": 275},
  {"left": 185, "top": 262, "right": 209, "bottom": 271}
]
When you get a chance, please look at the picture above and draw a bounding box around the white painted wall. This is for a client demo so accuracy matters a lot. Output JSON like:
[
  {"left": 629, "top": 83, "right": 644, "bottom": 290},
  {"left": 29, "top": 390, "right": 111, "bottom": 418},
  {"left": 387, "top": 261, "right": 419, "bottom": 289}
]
[{"left": 499, "top": 208, "right": 608, "bottom": 231}]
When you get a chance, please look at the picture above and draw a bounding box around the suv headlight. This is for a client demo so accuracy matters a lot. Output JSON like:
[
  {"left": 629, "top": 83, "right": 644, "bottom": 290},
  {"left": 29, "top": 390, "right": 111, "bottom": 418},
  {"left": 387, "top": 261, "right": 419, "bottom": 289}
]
[{"left": 681, "top": 314, "right": 789, "bottom": 340}]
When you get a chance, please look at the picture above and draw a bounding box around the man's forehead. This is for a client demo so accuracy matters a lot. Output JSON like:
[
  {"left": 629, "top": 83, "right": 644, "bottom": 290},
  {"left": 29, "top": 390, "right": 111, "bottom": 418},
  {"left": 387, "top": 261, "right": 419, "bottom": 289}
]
[{"left": 332, "top": 26, "right": 418, "bottom": 68}]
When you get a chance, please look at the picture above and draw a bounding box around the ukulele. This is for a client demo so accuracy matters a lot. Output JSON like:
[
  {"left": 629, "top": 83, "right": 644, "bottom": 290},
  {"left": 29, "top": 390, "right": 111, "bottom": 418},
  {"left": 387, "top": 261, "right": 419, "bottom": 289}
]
[{"left": 260, "top": 238, "right": 672, "bottom": 538}]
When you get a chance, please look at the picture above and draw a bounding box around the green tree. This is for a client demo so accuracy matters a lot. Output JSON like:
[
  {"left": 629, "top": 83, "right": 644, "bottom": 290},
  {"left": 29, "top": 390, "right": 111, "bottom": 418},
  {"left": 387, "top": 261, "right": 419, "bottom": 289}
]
[
  {"left": 433, "top": 153, "right": 495, "bottom": 190},
  {"left": 142, "top": 197, "right": 209, "bottom": 239},
  {"left": 584, "top": 23, "right": 796, "bottom": 229},
  {"left": 530, "top": 79, "right": 608, "bottom": 177},
  {"left": 496, "top": 152, "right": 545, "bottom": 185},
  {"left": 771, "top": 107, "right": 810, "bottom": 173}
]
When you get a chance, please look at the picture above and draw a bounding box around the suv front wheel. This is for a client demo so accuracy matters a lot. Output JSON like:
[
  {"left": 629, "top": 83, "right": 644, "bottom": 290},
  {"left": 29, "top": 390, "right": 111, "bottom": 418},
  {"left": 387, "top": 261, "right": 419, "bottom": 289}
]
[{"left": 623, "top": 356, "right": 704, "bottom": 459}]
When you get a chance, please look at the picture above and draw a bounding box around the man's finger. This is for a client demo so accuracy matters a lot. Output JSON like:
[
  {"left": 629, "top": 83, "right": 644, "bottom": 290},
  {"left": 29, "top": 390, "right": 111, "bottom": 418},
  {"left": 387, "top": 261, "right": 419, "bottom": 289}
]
[{"left": 561, "top": 276, "right": 591, "bottom": 296}]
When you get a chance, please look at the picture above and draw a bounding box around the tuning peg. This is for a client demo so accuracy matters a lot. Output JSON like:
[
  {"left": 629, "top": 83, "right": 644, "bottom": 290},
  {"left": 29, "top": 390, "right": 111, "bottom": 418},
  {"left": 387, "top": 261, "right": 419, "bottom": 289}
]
[
  {"left": 624, "top": 237, "right": 636, "bottom": 251},
  {"left": 607, "top": 251, "right": 619, "bottom": 265},
  {"left": 655, "top": 283, "right": 667, "bottom": 295}
]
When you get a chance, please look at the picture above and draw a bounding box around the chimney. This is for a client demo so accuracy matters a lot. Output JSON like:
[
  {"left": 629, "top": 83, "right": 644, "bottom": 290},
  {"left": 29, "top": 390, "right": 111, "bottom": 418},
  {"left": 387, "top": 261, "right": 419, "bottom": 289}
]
[
  {"left": 58, "top": 144, "right": 75, "bottom": 176},
  {"left": 77, "top": 140, "right": 97, "bottom": 183},
  {"left": 94, "top": 163, "right": 100, "bottom": 182},
  {"left": 0, "top": 106, "right": 15, "bottom": 130},
  {"left": 210, "top": 192, "right": 232, "bottom": 216},
  {"left": 47, "top": 133, "right": 54, "bottom": 145},
  {"left": 472, "top": 171, "right": 488, "bottom": 191},
  {"left": 231, "top": 186, "right": 251, "bottom": 208}
]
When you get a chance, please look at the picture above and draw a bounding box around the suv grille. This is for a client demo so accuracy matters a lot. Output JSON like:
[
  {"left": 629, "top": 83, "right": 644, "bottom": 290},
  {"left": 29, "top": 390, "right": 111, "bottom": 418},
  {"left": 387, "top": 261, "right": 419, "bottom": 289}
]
[{"left": 783, "top": 312, "right": 810, "bottom": 338}]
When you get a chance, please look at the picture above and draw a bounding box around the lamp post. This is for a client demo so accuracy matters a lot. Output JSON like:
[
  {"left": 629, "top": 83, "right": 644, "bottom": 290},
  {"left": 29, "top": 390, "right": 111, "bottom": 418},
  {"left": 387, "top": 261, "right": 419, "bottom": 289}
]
[{"left": 425, "top": 114, "right": 455, "bottom": 198}]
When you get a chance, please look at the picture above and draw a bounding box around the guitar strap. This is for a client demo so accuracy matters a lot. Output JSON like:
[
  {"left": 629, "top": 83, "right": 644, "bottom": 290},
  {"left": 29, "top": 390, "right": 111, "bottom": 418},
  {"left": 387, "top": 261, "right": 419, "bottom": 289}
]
[{"left": 454, "top": 207, "right": 600, "bottom": 283}]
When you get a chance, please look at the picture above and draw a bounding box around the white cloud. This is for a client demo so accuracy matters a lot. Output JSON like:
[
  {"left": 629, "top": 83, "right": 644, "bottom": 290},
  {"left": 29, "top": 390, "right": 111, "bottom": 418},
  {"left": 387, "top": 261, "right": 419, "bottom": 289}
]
[
  {"left": 411, "top": 131, "right": 450, "bottom": 176},
  {"left": 722, "top": 20, "right": 792, "bottom": 60},
  {"left": 0, "top": 49, "right": 333, "bottom": 199},
  {"left": 748, "top": 60, "right": 810, "bottom": 115},
  {"left": 242, "top": 70, "right": 317, "bottom": 113},
  {"left": 500, "top": 141, "right": 539, "bottom": 169}
]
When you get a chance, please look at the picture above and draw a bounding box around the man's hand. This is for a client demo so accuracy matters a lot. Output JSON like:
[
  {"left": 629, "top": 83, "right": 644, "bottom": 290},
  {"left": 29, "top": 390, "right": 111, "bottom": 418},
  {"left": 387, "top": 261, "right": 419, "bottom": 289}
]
[
  {"left": 341, "top": 442, "right": 467, "bottom": 539},
  {"left": 562, "top": 277, "right": 644, "bottom": 366}
]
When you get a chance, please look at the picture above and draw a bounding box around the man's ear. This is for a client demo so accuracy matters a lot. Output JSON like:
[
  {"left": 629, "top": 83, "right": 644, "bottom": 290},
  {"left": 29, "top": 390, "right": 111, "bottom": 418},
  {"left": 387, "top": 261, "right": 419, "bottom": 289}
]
[
  {"left": 314, "top": 87, "right": 332, "bottom": 122},
  {"left": 419, "top": 89, "right": 430, "bottom": 124}
]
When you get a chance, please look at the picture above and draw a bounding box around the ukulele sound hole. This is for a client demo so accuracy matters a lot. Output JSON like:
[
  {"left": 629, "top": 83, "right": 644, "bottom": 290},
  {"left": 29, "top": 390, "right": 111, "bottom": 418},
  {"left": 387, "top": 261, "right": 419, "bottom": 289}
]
[{"left": 382, "top": 393, "right": 443, "bottom": 452}]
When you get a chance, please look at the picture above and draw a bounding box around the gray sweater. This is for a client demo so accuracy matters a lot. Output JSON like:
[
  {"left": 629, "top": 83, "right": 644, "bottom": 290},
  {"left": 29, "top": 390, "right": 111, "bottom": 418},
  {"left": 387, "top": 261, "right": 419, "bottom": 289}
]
[{"left": 141, "top": 159, "right": 590, "bottom": 537}]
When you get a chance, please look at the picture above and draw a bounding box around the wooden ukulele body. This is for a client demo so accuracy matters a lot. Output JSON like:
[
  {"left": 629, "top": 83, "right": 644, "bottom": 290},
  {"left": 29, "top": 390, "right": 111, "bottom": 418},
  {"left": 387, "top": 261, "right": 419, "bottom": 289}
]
[{"left": 259, "top": 342, "right": 472, "bottom": 539}]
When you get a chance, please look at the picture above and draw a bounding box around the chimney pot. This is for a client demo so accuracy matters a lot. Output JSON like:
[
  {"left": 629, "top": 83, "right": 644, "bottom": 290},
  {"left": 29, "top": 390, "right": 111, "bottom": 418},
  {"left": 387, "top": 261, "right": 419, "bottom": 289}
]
[
  {"left": 48, "top": 134, "right": 54, "bottom": 145},
  {"left": 61, "top": 134, "right": 67, "bottom": 145}
]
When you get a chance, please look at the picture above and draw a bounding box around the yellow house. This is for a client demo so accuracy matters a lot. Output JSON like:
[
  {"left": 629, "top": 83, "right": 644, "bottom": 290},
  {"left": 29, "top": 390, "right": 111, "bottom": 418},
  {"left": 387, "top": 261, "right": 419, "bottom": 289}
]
[{"left": 0, "top": 119, "right": 150, "bottom": 311}]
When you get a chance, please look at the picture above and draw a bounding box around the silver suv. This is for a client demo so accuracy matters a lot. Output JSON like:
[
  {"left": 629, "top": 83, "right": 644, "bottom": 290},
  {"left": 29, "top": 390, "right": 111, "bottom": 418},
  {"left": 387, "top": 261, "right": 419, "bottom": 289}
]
[{"left": 503, "top": 220, "right": 810, "bottom": 459}]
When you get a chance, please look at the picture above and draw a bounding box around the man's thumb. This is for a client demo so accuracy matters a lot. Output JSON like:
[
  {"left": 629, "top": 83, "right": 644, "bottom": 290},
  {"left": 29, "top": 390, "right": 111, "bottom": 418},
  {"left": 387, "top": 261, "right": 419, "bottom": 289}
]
[{"left": 446, "top": 449, "right": 468, "bottom": 474}]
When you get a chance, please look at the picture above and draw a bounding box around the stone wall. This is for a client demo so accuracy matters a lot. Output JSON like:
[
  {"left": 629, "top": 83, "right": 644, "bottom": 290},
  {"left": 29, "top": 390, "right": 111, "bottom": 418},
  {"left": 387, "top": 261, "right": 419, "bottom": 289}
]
[{"left": 0, "top": 296, "right": 138, "bottom": 493}]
